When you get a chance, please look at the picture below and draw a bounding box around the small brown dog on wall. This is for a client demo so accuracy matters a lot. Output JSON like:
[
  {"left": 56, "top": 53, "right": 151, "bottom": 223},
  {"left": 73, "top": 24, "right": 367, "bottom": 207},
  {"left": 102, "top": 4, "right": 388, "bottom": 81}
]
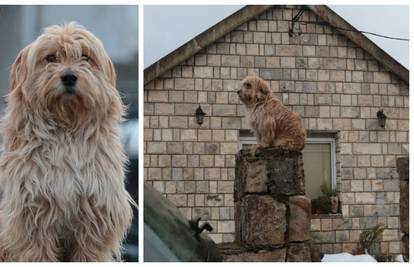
[
  {"left": 238, "top": 75, "right": 306, "bottom": 151},
  {"left": 0, "top": 23, "right": 133, "bottom": 261}
]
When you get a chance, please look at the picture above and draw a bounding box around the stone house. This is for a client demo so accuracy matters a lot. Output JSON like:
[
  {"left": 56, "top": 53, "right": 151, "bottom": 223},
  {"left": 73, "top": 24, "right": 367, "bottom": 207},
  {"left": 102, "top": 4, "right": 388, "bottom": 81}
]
[{"left": 144, "top": 5, "right": 409, "bottom": 256}]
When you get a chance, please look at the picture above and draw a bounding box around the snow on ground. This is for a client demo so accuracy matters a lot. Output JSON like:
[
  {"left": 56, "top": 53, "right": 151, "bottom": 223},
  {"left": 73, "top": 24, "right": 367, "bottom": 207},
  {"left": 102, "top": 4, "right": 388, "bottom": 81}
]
[{"left": 322, "top": 252, "right": 377, "bottom": 262}]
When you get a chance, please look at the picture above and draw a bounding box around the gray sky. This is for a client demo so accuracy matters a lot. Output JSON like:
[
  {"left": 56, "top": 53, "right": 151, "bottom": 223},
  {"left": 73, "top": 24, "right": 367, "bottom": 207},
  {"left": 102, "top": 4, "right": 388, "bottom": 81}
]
[{"left": 144, "top": 5, "right": 409, "bottom": 69}]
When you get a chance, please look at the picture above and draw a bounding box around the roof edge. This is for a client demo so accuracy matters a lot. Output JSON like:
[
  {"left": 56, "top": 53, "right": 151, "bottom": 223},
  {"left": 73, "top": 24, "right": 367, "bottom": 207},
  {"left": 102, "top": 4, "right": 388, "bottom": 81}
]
[
  {"left": 144, "top": 5, "right": 273, "bottom": 85},
  {"left": 145, "top": 5, "right": 409, "bottom": 85},
  {"left": 308, "top": 5, "right": 408, "bottom": 84}
]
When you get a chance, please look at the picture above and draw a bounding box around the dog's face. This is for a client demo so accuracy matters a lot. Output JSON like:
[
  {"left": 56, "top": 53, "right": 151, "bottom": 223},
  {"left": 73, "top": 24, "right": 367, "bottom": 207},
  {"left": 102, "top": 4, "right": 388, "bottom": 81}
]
[
  {"left": 9, "top": 23, "right": 123, "bottom": 128},
  {"left": 237, "top": 76, "right": 271, "bottom": 106}
]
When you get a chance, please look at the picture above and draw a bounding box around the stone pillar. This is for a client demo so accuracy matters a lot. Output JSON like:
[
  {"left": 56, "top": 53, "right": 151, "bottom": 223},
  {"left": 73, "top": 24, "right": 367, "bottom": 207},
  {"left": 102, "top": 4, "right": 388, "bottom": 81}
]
[
  {"left": 222, "top": 148, "right": 311, "bottom": 262},
  {"left": 397, "top": 157, "right": 409, "bottom": 261}
]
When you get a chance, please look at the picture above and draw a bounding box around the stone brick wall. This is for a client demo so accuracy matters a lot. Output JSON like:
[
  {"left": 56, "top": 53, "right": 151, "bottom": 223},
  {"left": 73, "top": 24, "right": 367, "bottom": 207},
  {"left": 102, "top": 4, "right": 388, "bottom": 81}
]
[{"left": 144, "top": 5, "right": 409, "bottom": 255}]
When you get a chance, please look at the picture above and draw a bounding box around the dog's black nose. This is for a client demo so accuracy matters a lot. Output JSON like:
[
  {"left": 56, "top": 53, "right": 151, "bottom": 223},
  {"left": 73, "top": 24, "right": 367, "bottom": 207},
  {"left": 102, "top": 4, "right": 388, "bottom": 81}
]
[
  {"left": 61, "top": 71, "right": 77, "bottom": 87},
  {"left": 237, "top": 90, "right": 241, "bottom": 94}
]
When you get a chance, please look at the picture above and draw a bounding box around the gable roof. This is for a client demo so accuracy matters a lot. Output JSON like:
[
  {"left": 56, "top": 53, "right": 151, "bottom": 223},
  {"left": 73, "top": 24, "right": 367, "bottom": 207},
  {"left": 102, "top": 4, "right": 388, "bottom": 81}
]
[{"left": 144, "top": 5, "right": 409, "bottom": 85}]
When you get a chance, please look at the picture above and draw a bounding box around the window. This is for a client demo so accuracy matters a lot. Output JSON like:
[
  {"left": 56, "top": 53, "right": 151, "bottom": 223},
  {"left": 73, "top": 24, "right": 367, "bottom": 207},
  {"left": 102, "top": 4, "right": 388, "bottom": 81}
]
[
  {"left": 302, "top": 138, "right": 336, "bottom": 199},
  {"left": 239, "top": 132, "right": 337, "bottom": 200}
]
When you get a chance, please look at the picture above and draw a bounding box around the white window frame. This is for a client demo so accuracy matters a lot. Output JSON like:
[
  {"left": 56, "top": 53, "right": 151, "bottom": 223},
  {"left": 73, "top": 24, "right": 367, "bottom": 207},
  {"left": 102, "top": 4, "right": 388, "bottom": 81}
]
[
  {"left": 239, "top": 136, "right": 337, "bottom": 190},
  {"left": 304, "top": 137, "right": 337, "bottom": 190}
]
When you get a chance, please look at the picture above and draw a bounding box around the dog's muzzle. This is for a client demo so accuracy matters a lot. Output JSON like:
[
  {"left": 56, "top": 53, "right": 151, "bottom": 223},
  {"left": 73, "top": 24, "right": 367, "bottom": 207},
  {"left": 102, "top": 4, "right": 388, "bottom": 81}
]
[
  {"left": 61, "top": 70, "right": 78, "bottom": 92},
  {"left": 237, "top": 90, "right": 241, "bottom": 95}
]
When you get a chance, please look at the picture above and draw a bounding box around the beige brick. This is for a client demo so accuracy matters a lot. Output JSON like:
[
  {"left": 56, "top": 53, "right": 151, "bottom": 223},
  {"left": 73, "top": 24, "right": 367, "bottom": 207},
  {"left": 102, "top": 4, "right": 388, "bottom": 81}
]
[
  {"left": 184, "top": 91, "right": 198, "bottom": 103},
  {"left": 352, "top": 119, "right": 365, "bottom": 130},
  {"left": 170, "top": 116, "right": 187, "bottom": 128},
  {"left": 222, "top": 55, "right": 240, "bottom": 66},
  {"left": 207, "top": 55, "right": 221, "bottom": 66},
  {"left": 336, "top": 231, "right": 350, "bottom": 242},
  {"left": 172, "top": 155, "right": 187, "bottom": 167},
  {"left": 341, "top": 143, "right": 352, "bottom": 154},
  {"left": 352, "top": 71, "right": 364, "bottom": 82},
  {"left": 246, "top": 44, "right": 259, "bottom": 55},
  {"left": 200, "top": 155, "right": 214, "bottom": 167},
  {"left": 303, "top": 45, "right": 315, "bottom": 56},
  {"left": 276, "top": 45, "right": 300, "bottom": 56},
  {"left": 159, "top": 155, "right": 171, "bottom": 167},
  {"left": 340, "top": 107, "right": 359, "bottom": 118},
  {"left": 359, "top": 95, "right": 373, "bottom": 106},
  {"left": 351, "top": 180, "right": 364, "bottom": 192},
  {"left": 382, "top": 229, "right": 399, "bottom": 241},
  {"left": 225, "top": 130, "right": 238, "bottom": 141},
  {"left": 165, "top": 181, "right": 177, "bottom": 193},
  {"left": 205, "top": 168, "right": 221, "bottom": 180},
  {"left": 221, "top": 143, "right": 239, "bottom": 154},
  {"left": 311, "top": 219, "right": 321, "bottom": 231},
  {"left": 373, "top": 72, "right": 391, "bottom": 83},
  {"left": 198, "top": 130, "right": 212, "bottom": 141},
  {"left": 321, "top": 218, "right": 332, "bottom": 231},
  {"left": 389, "top": 242, "right": 401, "bottom": 254},
  {"left": 195, "top": 181, "right": 208, "bottom": 193},
  {"left": 354, "top": 143, "right": 382, "bottom": 154},
  {"left": 341, "top": 193, "right": 355, "bottom": 204},
  {"left": 148, "top": 91, "right": 168, "bottom": 102},
  {"left": 147, "top": 168, "right": 162, "bottom": 180},
  {"left": 280, "top": 57, "right": 295, "bottom": 68},
  {"left": 147, "top": 142, "right": 166, "bottom": 154},
  {"left": 181, "top": 129, "right": 197, "bottom": 141},
  {"left": 217, "top": 181, "right": 234, "bottom": 193},
  {"left": 355, "top": 192, "right": 376, "bottom": 204},
  {"left": 216, "top": 92, "right": 228, "bottom": 104},
  {"left": 212, "top": 104, "right": 237, "bottom": 116},
  {"left": 168, "top": 194, "right": 187, "bottom": 207},
  {"left": 154, "top": 103, "right": 174, "bottom": 115},
  {"left": 181, "top": 66, "right": 193, "bottom": 77},
  {"left": 349, "top": 230, "right": 361, "bottom": 242},
  {"left": 253, "top": 32, "right": 265, "bottom": 43},
  {"left": 218, "top": 221, "right": 235, "bottom": 233},
  {"left": 317, "top": 118, "right": 332, "bottom": 129},
  {"left": 372, "top": 180, "right": 384, "bottom": 191},
  {"left": 175, "top": 78, "right": 195, "bottom": 90}
]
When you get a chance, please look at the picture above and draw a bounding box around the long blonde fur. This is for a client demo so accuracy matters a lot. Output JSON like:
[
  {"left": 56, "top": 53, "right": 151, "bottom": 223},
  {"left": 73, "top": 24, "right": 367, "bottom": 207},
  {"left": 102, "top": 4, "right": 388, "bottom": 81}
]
[
  {"left": 238, "top": 75, "right": 306, "bottom": 151},
  {"left": 0, "top": 23, "right": 133, "bottom": 262}
]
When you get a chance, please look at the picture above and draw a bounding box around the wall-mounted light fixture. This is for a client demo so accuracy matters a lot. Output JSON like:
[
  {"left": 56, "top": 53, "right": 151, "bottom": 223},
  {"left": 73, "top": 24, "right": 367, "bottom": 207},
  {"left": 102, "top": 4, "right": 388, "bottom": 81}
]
[
  {"left": 377, "top": 109, "right": 387, "bottom": 128},
  {"left": 195, "top": 105, "right": 206, "bottom": 126}
]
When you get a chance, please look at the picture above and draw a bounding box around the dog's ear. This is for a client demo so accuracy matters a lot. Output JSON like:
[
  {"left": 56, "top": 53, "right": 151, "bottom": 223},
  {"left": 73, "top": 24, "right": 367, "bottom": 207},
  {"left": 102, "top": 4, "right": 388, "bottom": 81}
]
[
  {"left": 257, "top": 78, "right": 271, "bottom": 101},
  {"left": 9, "top": 46, "right": 29, "bottom": 93},
  {"left": 105, "top": 57, "right": 117, "bottom": 87}
]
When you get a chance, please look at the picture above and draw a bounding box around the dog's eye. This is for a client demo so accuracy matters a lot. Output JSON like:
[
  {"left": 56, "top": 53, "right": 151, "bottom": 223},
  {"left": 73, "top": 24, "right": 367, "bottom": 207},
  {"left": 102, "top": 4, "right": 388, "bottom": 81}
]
[
  {"left": 81, "top": 55, "right": 90, "bottom": 62},
  {"left": 245, "top": 83, "right": 251, "bottom": 89},
  {"left": 46, "top": 54, "right": 57, "bottom": 63}
]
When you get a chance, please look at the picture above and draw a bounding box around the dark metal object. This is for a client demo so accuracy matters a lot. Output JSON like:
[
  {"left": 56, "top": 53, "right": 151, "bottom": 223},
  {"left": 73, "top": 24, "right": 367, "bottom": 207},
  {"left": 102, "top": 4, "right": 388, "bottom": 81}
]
[
  {"left": 195, "top": 105, "right": 206, "bottom": 126},
  {"left": 144, "top": 184, "right": 222, "bottom": 262},
  {"left": 376, "top": 109, "right": 387, "bottom": 128},
  {"left": 289, "top": 9, "right": 304, "bottom": 37},
  {"left": 189, "top": 217, "right": 213, "bottom": 238}
]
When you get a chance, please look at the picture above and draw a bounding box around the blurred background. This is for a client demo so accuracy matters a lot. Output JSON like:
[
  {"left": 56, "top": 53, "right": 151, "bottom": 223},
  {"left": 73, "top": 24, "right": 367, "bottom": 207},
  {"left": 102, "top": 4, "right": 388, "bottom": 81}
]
[{"left": 0, "top": 5, "right": 138, "bottom": 261}]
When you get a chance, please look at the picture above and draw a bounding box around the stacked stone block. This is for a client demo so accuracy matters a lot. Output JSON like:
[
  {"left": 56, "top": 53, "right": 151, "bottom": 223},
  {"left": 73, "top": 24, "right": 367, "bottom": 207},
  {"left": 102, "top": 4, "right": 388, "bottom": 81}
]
[
  {"left": 220, "top": 148, "right": 311, "bottom": 261},
  {"left": 144, "top": 5, "right": 409, "bottom": 253}
]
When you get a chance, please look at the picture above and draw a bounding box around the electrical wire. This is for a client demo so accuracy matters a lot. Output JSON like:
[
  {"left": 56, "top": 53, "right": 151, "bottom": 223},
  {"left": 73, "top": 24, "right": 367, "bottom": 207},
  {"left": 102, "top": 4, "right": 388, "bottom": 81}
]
[{"left": 297, "top": 20, "right": 409, "bottom": 41}]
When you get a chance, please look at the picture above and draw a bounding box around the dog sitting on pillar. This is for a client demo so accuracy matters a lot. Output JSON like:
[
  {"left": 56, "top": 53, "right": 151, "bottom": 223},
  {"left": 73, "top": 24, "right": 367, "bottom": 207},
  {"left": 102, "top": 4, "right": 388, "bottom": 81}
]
[{"left": 237, "top": 75, "right": 306, "bottom": 152}]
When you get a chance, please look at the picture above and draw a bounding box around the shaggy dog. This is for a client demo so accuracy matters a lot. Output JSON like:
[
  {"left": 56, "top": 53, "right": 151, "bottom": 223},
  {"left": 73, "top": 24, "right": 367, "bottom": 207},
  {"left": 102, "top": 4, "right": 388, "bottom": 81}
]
[
  {"left": 0, "top": 23, "right": 133, "bottom": 261},
  {"left": 238, "top": 75, "right": 306, "bottom": 151}
]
